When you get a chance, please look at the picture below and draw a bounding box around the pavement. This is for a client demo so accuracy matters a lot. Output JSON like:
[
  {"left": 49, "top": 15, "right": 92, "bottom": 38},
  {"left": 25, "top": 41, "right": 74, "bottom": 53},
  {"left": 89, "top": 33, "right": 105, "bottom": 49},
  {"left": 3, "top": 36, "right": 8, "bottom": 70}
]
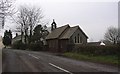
[{"left": 2, "top": 49, "right": 119, "bottom": 73}]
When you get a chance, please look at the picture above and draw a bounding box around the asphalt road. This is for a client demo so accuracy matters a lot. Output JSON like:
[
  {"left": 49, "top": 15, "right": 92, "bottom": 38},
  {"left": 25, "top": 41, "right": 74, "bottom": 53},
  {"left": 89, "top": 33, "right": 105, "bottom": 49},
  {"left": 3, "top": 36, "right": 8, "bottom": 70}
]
[
  {"left": 2, "top": 49, "right": 119, "bottom": 73},
  {"left": 0, "top": 49, "right": 2, "bottom": 74}
]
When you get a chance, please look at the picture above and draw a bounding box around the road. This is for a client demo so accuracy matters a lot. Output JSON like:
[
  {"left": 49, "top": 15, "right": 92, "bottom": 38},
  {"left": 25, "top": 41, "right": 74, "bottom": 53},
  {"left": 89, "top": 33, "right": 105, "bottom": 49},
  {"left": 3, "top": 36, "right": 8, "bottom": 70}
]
[
  {"left": 2, "top": 49, "right": 119, "bottom": 73},
  {"left": 0, "top": 49, "right": 2, "bottom": 74}
]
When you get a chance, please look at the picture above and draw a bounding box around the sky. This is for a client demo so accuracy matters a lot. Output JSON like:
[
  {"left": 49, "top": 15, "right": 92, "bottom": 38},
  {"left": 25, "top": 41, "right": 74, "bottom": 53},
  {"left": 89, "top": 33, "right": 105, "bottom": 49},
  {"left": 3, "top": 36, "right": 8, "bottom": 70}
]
[{"left": 0, "top": 0, "right": 119, "bottom": 42}]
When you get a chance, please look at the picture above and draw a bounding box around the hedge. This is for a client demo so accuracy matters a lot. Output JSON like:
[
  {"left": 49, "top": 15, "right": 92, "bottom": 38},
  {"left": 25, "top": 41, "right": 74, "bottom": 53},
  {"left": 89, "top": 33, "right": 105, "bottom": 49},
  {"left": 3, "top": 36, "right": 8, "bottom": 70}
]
[
  {"left": 71, "top": 45, "right": 119, "bottom": 56},
  {"left": 12, "top": 40, "right": 44, "bottom": 51}
]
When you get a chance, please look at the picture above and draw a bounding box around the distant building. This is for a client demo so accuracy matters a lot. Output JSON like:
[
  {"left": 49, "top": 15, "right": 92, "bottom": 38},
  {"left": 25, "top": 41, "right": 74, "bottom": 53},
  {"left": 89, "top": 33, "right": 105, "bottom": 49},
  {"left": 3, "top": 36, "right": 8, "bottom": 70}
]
[
  {"left": 87, "top": 41, "right": 110, "bottom": 46},
  {"left": 87, "top": 42, "right": 101, "bottom": 46},
  {"left": 100, "top": 41, "right": 105, "bottom": 46},
  {"left": 46, "top": 20, "right": 88, "bottom": 52},
  {"left": 12, "top": 35, "right": 25, "bottom": 44}
]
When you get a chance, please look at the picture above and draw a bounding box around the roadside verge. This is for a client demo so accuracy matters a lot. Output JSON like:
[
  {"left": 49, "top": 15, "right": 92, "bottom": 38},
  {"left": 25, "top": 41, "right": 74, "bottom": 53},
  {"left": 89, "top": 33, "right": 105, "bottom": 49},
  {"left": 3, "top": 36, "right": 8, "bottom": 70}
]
[{"left": 62, "top": 52, "right": 119, "bottom": 67}]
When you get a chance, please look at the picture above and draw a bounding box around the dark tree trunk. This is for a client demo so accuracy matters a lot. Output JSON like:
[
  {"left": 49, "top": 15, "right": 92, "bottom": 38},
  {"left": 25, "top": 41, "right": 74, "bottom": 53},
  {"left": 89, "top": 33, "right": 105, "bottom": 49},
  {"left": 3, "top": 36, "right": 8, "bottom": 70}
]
[
  {"left": 29, "top": 25, "right": 32, "bottom": 44},
  {"left": 25, "top": 29, "right": 28, "bottom": 44}
]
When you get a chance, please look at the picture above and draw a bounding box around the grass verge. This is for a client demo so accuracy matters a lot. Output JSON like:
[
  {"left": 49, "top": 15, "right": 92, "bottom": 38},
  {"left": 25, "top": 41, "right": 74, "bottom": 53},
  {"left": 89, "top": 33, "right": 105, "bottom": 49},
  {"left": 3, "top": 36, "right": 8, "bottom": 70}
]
[{"left": 63, "top": 52, "right": 119, "bottom": 66}]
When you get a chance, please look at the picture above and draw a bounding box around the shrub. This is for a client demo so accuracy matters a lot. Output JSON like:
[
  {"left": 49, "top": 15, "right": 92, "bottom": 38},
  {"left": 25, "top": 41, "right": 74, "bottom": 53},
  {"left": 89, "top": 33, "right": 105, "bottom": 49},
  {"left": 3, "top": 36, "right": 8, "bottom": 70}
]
[
  {"left": 12, "top": 40, "right": 44, "bottom": 51},
  {"left": 12, "top": 40, "right": 27, "bottom": 50},
  {"left": 28, "top": 41, "right": 43, "bottom": 51}
]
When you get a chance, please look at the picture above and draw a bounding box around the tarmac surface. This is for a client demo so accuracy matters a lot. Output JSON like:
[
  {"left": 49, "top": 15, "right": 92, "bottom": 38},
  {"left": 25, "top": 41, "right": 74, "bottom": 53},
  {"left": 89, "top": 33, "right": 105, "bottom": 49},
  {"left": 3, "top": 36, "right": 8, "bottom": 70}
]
[{"left": 2, "top": 49, "right": 119, "bottom": 73}]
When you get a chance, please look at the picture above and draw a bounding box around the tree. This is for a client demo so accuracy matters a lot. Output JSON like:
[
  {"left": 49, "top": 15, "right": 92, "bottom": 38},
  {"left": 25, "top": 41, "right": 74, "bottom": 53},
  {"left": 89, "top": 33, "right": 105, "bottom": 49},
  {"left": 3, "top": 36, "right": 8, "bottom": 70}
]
[
  {"left": 0, "top": 0, "right": 15, "bottom": 28},
  {"left": 27, "top": 7, "right": 43, "bottom": 43},
  {"left": 2, "top": 30, "right": 12, "bottom": 47},
  {"left": 31, "top": 25, "right": 49, "bottom": 43},
  {"left": 28, "top": 25, "right": 49, "bottom": 51},
  {"left": 104, "top": 27, "right": 119, "bottom": 44},
  {"left": 16, "top": 5, "right": 44, "bottom": 44}
]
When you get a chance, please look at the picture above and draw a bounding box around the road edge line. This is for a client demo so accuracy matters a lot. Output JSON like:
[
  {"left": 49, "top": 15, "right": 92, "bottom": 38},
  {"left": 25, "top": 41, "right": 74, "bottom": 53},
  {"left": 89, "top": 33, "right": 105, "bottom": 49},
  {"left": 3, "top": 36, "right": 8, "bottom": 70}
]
[
  {"left": 49, "top": 63, "right": 73, "bottom": 74},
  {"left": 29, "top": 54, "right": 39, "bottom": 59}
]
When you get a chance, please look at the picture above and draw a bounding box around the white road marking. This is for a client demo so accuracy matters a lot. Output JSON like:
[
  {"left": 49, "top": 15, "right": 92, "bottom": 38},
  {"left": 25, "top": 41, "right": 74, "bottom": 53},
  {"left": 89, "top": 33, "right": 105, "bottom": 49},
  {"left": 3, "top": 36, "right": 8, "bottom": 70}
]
[
  {"left": 28, "top": 54, "right": 39, "bottom": 59},
  {"left": 28, "top": 54, "right": 72, "bottom": 74},
  {"left": 49, "top": 63, "right": 73, "bottom": 74}
]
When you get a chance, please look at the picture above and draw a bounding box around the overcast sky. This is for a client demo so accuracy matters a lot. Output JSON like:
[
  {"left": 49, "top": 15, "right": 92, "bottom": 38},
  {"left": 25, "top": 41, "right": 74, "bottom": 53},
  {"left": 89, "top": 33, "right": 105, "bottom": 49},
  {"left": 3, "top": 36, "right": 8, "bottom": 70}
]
[{"left": 0, "top": 0, "right": 119, "bottom": 42}]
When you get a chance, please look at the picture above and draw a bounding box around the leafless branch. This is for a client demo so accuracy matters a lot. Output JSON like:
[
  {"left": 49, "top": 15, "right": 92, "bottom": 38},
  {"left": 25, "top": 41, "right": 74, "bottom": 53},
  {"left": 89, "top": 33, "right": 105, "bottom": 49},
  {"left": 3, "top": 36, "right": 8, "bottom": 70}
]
[
  {"left": 0, "top": 0, "right": 16, "bottom": 28},
  {"left": 104, "top": 27, "right": 119, "bottom": 44}
]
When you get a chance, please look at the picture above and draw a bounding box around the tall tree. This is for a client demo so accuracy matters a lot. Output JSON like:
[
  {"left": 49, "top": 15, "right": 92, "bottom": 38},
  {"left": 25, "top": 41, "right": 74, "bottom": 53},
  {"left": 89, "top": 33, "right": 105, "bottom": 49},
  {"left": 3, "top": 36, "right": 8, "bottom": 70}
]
[
  {"left": 0, "top": 0, "right": 15, "bottom": 28},
  {"left": 27, "top": 7, "right": 43, "bottom": 43},
  {"left": 16, "top": 5, "right": 44, "bottom": 44},
  {"left": 104, "top": 27, "right": 119, "bottom": 44}
]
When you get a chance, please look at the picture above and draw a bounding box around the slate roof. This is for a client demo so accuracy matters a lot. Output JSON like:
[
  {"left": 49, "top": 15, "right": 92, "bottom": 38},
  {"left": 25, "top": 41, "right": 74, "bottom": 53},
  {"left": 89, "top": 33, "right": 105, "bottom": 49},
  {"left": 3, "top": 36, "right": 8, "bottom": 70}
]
[
  {"left": 59, "top": 26, "right": 78, "bottom": 39},
  {"left": 46, "top": 25, "right": 70, "bottom": 39},
  {"left": 46, "top": 24, "right": 88, "bottom": 40}
]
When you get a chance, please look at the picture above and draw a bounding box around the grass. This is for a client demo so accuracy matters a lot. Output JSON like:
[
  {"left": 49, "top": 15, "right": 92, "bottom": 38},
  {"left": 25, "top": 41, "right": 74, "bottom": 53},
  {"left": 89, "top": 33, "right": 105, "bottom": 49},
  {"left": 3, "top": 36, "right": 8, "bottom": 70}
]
[{"left": 63, "top": 52, "right": 119, "bottom": 66}]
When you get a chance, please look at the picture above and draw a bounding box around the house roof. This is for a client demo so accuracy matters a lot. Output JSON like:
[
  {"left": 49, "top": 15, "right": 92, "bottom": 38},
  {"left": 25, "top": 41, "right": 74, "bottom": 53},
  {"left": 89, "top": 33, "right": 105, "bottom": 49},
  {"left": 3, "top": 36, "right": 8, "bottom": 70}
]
[
  {"left": 46, "top": 24, "right": 88, "bottom": 40},
  {"left": 46, "top": 25, "right": 69, "bottom": 39},
  {"left": 12, "top": 35, "right": 22, "bottom": 42}
]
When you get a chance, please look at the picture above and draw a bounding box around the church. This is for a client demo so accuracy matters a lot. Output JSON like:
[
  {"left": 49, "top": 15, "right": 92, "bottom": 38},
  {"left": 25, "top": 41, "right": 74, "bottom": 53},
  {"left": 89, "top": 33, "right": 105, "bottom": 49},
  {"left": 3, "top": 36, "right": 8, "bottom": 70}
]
[{"left": 46, "top": 20, "right": 88, "bottom": 52}]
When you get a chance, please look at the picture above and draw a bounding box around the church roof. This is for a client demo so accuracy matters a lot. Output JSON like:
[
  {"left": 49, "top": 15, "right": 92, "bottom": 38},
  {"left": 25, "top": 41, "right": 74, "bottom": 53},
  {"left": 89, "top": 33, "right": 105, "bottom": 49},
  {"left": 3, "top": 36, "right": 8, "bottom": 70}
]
[
  {"left": 46, "top": 25, "right": 69, "bottom": 39},
  {"left": 59, "top": 26, "right": 78, "bottom": 39},
  {"left": 46, "top": 24, "right": 88, "bottom": 40}
]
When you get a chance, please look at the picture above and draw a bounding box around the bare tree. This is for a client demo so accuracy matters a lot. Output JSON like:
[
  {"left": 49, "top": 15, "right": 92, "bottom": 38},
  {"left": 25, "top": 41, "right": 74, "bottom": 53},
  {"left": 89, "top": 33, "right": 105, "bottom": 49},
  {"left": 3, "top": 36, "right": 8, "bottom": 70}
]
[
  {"left": 0, "top": 0, "right": 15, "bottom": 28},
  {"left": 16, "top": 6, "right": 29, "bottom": 44},
  {"left": 27, "top": 7, "right": 43, "bottom": 43},
  {"left": 16, "top": 5, "right": 44, "bottom": 44},
  {"left": 104, "top": 27, "right": 119, "bottom": 44}
]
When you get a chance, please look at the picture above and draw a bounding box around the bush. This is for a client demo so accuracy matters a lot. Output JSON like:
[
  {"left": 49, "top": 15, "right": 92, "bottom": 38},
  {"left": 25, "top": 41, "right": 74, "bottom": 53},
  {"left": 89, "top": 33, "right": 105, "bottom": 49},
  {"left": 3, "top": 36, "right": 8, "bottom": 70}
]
[
  {"left": 28, "top": 41, "right": 43, "bottom": 51},
  {"left": 42, "top": 45, "right": 48, "bottom": 51},
  {"left": 12, "top": 40, "right": 44, "bottom": 51},
  {"left": 12, "top": 40, "right": 27, "bottom": 50}
]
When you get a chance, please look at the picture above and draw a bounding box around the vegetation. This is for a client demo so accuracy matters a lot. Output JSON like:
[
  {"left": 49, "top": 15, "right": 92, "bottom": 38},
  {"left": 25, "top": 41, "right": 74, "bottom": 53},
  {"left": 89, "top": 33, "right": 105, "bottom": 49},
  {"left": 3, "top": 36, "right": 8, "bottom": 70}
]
[
  {"left": 12, "top": 25, "right": 49, "bottom": 51},
  {"left": 11, "top": 5, "right": 49, "bottom": 51},
  {"left": 62, "top": 45, "right": 119, "bottom": 66},
  {"left": 12, "top": 40, "right": 27, "bottom": 50},
  {"left": 63, "top": 52, "right": 119, "bottom": 66},
  {"left": 31, "top": 25, "right": 49, "bottom": 43},
  {"left": 27, "top": 24, "right": 49, "bottom": 51},
  {"left": 16, "top": 5, "right": 45, "bottom": 44},
  {"left": 72, "top": 45, "right": 119, "bottom": 56},
  {"left": 104, "top": 26, "right": 119, "bottom": 44},
  {"left": 28, "top": 42, "right": 43, "bottom": 51},
  {"left": 0, "top": 0, "right": 15, "bottom": 28},
  {"left": 2, "top": 30, "right": 12, "bottom": 47}
]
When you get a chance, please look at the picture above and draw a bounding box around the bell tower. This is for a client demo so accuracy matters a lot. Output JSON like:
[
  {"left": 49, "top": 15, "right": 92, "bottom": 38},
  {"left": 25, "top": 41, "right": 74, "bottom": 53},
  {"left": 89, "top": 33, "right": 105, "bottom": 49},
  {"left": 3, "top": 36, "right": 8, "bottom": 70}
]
[{"left": 51, "top": 19, "right": 57, "bottom": 31}]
